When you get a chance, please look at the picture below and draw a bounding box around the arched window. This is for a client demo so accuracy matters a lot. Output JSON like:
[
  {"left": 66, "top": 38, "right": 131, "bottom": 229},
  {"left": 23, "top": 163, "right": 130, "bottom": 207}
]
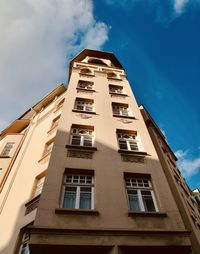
[
  {"left": 80, "top": 68, "right": 92, "bottom": 75},
  {"left": 107, "top": 72, "right": 117, "bottom": 79},
  {"left": 88, "top": 58, "right": 108, "bottom": 66}
]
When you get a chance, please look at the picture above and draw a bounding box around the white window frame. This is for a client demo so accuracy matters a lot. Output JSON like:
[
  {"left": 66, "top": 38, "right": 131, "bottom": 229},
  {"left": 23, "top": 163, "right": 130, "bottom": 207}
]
[
  {"left": 78, "top": 81, "right": 94, "bottom": 90},
  {"left": 125, "top": 178, "right": 158, "bottom": 212},
  {"left": 1, "top": 142, "right": 15, "bottom": 156},
  {"left": 70, "top": 127, "right": 94, "bottom": 147},
  {"left": 34, "top": 175, "right": 45, "bottom": 197},
  {"left": 112, "top": 103, "right": 129, "bottom": 116},
  {"left": 109, "top": 85, "right": 123, "bottom": 94},
  {"left": 50, "top": 115, "right": 60, "bottom": 130},
  {"left": 75, "top": 99, "right": 94, "bottom": 112},
  {"left": 61, "top": 174, "right": 94, "bottom": 210},
  {"left": 117, "top": 133, "right": 139, "bottom": 151},
  {"left": 19, "top": 232, "right": 30, "bottom": 254},
  {"left": 43, "top": 139, "right": 54, "bottom": 156}
]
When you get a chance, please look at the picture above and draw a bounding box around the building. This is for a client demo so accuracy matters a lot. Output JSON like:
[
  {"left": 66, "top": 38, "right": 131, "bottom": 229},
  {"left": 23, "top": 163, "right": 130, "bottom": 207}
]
[{"left": 0, "top": 49, "right": 200, "bottom": 254}]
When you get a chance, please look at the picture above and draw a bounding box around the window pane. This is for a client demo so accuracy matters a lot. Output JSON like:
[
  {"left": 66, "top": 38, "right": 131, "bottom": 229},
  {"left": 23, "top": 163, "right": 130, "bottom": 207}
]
[
  {"left": 21, "top": 243, "right": 30, "bottom": 254},
  {"left": 71, "top": 135, "right": 81, "bottom": 145},
  {"left": 76, "top": 105, "right": 84, "bottom": 110},
  {"left": 128, "top": 190, "right": 140, "bottom": 211},
  {"left": 1, "top": 142, "right": 14, "bottom": 156},
  {"left": 63, "top": 187, "right": 76, "bottom": 208},
  {"left": 85, "top": 105, "right": 93, "bottom": 111},
  {"left": 141, "top": 190, "right": 156, "bottom": 212},
  {"left": 80, "top": 187, "right": 91, "bottom": 209},
  {"left": 83, "top": 137, "right": 92, "bottom": 146},
  {"left": 129, "top": 141, "right": 138, "bottom": 151},
  {"left": 119, "top": 140, "right": 128, "bottom": 150}
]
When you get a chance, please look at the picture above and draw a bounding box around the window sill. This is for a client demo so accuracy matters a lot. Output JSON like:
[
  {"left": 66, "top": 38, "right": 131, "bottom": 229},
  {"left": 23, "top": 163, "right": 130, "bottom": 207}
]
[
  {"left": 65, "top": 145, "right": 97, "bottom": 151},
  {"left": 113, "top": 115, "right": 136, "bottom": 120},
  {"left": 38, "top": 151, "right": 51, "bottom": 163},
  {"left": 0, "top": 155, "right": 11, "bottom": 158},
  {"left": 72, "top": 109, "right": 97, "bottom": 115},
  {"left": 47, "top": 126, "right": 58, "bottom": 134},
  {"left": 76, "top": 88, "right": 96, "bottom": 92},
  {"left": 108, "top": 77, "right": 122, "bottom": 81},
  {"left": 109, "top": 92, "right": 128, "bottom": 97},
  {"left": 128, "top": 211, "right": 167, "bottom": 217},
  {"left": 118, "top": 150, "right": 148, "bottom": 156},
  {"left": 55, "top": 208, "right": 99, "bottom": 215}
]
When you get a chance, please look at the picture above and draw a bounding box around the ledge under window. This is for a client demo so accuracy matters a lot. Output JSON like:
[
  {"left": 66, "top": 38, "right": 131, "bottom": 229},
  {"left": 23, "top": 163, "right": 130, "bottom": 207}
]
[
  {"left": 128, "top": 211, "right": 167, "bottom": 217},
  {"left": 72, "top": 109, "right": 97, "bottom": 115},
  {"left": 113, "top": 114, "right": 136, "bottom": 120},
  {"left": 0, "top": 155, "right": 11, "bottom": 158},
  {"left": 55, "top": 208, "right": 99, "bottom": 215},
  {"left": 109, "top": 92, "right": 128, "bottom": 97},
  {"left": 65, "top": 144, "right": 97, "bottom": 151},
  {"left": 118, "top": 150, "right": 148, "bottom": 156},
  {"left": 76, "top": 88, "right": 96, "bottom": 92},
  {"left": 38, "top": 151, "right": 51, "bottom": 163}
]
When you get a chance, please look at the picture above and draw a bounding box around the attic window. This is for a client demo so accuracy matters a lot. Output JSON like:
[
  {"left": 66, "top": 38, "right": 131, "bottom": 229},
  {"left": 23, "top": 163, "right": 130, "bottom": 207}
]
[
  {"left": 107, "top": 72, "right": 118, "bottom": 79},
  {"left": 88, "top": 58, "right": 108, "bottom": 66},
  {"left": 80, "top": 68, "right": 92, "bottom": 75}
]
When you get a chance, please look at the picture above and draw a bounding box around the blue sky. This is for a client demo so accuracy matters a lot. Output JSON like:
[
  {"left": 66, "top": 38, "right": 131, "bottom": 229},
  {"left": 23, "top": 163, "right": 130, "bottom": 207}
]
[
  {"left": 0, "top": 0, "right": 199, "bottom": 189},
  {"left": 94, "top": 0, "right": 200, "bottom": 189}
]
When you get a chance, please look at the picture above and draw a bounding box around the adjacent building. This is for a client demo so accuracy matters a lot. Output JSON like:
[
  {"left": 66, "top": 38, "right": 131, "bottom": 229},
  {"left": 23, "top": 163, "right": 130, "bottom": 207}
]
[{"left": 0, "top": 49, "right": 200, "bottom": 254}]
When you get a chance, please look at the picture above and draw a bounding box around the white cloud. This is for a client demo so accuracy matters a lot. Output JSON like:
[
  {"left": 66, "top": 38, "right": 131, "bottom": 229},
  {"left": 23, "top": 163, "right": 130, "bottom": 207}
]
[
  {"left": 104, "top": 0, "right": 200, "bottom": 22},
  {"left": 175, "top": 149, "right": 200, "bottom": 178},
  {"left": 174, "top": 0, "right": 189, "bottom": 13},
  {"left": 175, "top": 149, "right": 189, "bottom": 159},
  {"left": 0, "top": 0, "right": 109, "bottom": 131}
]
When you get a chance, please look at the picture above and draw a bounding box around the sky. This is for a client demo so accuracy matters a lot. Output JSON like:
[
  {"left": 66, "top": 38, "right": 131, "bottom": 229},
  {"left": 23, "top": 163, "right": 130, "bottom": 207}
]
[{"left": 0, "top": 0, "right": 199, "bottom": 189}]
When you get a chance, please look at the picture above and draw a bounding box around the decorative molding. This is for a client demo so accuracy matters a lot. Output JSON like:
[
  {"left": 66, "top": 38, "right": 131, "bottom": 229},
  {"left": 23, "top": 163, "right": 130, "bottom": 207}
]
[
  {"left": 117, "top": 118, "right": 133, "bottom": 124},
  {"left": 25, "top": 195, "right": 40, "bottom": 215},
  {"left": 67, "top": 150, "right": 93, "bottom": 159},
  {"left": 121, "top": 154, "right": 145, "bottom": 163},
  {"left": 110, "top": 94, "right": 127, "bottom": 99},
  {"left": 72, "top": 110, "right": 96, "bottom": 116},
  {"left": 76, "top": 113, "right": 93, "bottom": 119}
]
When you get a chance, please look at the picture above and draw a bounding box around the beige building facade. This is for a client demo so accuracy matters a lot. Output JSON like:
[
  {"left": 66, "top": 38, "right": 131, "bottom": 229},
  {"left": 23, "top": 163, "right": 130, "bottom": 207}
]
[{"left": 0, "top": 49, "right": 199, "bottom": 254}]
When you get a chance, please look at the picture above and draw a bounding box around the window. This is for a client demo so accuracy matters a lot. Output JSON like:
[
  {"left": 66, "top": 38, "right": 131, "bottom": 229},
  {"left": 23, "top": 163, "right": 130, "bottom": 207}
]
[
  {"left": 88, "top": 58, "right": 108, "bottom": 66},
  {"left": 19, "top": 232, "right": 30, "bottom": 254},
  {"left": 50, "top": 115, "right": 60, "bottom": 130},
  {"left": 107, "top": 72, "right": 118, "bottom": 79},
  {"left": 62, "top": 174, "right": 94, "bottom": 209},
  {"left": 70, "top": 126, "right": 94, "bottom": 147},
  {"left": 78, "top": 80, "right": 94, "bottom": 90},
  {"left": 33, "top": 175, "right": 45, "bottom": 197},
  {"left": 80, "top": 68, "right": 92, "bottom": 75},
  {"left": 117, "top": 131, "right": 139, "bottom": 151},
  {"left": 56, "top": 98, "right": 65, "bottom": 110},
  {"left": 125, "top": 177, "right": 158, "bottom": 212},
  {"left": 43, "top": 139, "right": 54, "bottom": 156},
  {"left": 112, "top": 103, "right": 129, "bottom": 116},
  {"left": 109, "top": 84, "right": 123, "bottom": 94},
  {"left": 1, "top": 142, "right": 15, "bottom": 156},
  {"left": 74, "top": 98, "right": 94, "bottom": 112}
]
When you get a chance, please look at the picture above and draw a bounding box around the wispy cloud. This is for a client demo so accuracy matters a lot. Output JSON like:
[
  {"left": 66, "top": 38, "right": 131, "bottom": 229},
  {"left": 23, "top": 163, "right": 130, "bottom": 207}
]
[
  {"left": 0, "top": 0, "right": 109, "bottom": 131},
  {"left": 175, "top": 149, "right": 200, "bottom": 178},
  {"left": 174, "top": 0, "right": 190, "bottom": 13},
  {"left": 104, "top": 0, "right": 200, "bottom": 23}
]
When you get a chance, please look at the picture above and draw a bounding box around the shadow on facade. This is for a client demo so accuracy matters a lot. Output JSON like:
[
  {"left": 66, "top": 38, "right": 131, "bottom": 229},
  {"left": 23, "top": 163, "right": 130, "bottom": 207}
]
[{"left": 1, "top": 128, "right": 192, "bottom": 254}]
